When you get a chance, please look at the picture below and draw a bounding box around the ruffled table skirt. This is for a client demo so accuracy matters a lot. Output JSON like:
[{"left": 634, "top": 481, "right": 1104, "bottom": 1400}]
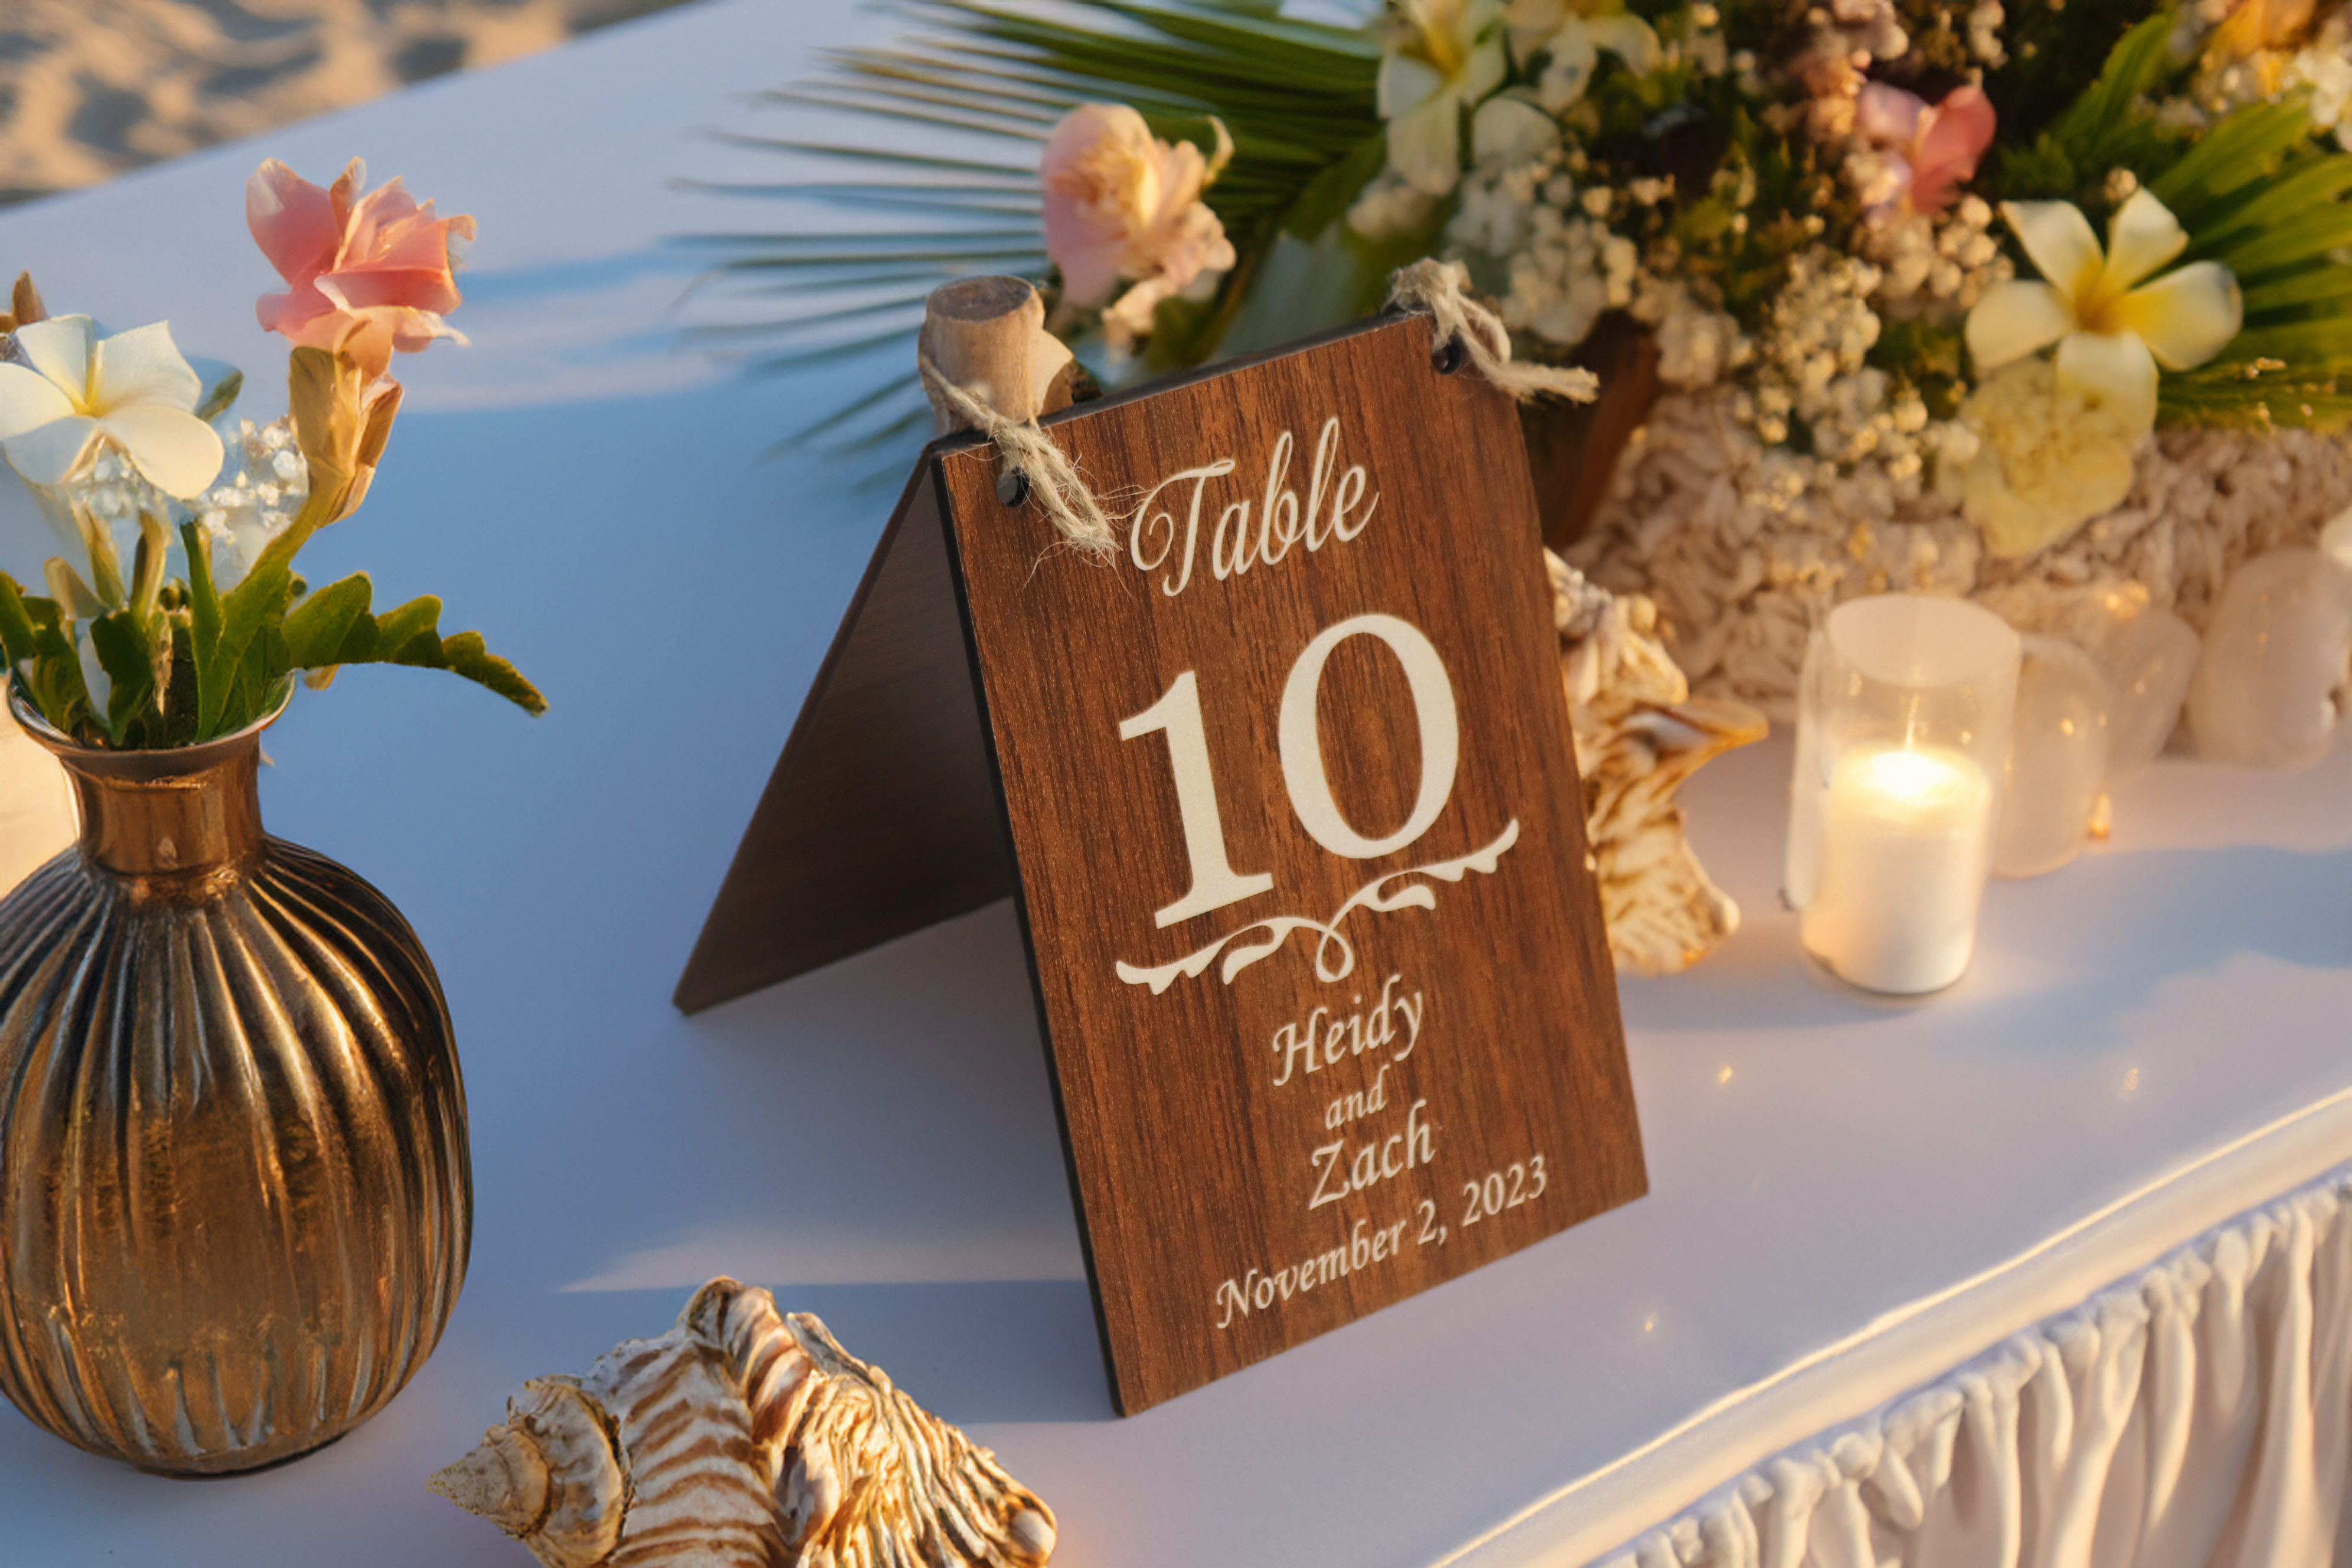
[{"left": 1604, "top": 1165, "right": 2352, "bottom": 1567}]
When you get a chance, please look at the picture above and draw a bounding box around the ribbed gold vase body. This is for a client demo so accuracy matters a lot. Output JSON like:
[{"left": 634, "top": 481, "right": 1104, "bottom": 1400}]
[{"left": 0, "top": 696, "right": 471, "bottom": 1474}]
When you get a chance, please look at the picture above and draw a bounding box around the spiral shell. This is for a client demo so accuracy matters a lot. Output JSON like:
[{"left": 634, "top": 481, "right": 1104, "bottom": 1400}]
[
  {"left": 1551, "top": 551, "right": 1768, "bottom": 975},
  {"left": 432, "top": 1278, "right": 1057, "bottom": 1568}
]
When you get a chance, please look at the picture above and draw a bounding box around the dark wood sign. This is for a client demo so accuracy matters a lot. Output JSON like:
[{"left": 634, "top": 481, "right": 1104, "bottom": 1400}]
[{"left": 680, "top": 315, "right": 1645, "bottom": 1413}]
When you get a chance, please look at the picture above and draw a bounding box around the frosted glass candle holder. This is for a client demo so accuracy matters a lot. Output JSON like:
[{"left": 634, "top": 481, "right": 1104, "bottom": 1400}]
[{"left": 1787, "top": 595, "right": 2021, "bottom": 995}]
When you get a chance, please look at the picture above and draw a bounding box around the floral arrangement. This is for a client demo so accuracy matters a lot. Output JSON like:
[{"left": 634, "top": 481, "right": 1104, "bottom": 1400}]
[
  {"left": 0, "top": 158, "right": 541, "bottom": 749},
  {"left": 713, "top": 0, "right": 2352, "bottom": 775}
]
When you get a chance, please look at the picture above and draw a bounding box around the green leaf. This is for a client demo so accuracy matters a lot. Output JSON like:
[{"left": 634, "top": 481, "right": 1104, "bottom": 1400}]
[
  {"left": 161, "top": 623, "right": 198, "bottom": 741},
  {"left": 180, "top": 522, "right": 223, "bottom": 678},
  {"left": 2241, "top": 264, "right": 2352, "bottom": 313},
  {"left": 0, "top": 579, "right": 90, "bottom": 736},
  {"left": 1280, "top": 131, "right": 1387, "bottom": 242},
  {"left": 87, "top": 609, "right": 156, "bottom": 740},
  {"left": 691, "top": 0, "right": 1389, "bottom": 468},
  {"left": 429, "top": 632, "right": 547, "bottom": 715},
  {"left": 197, "top": 520, "right": 314, "bottom": 738},
  {"left": 193, "top": 366, "right": 244, "bottom": 424},
  {"left": 283, "top": 573, "right": 377, "bottom": 669},
  {"left": 370, "top": 595, "right": 444, "bottom": 658},
  {"left": 2219, "top": 202, "right": 2352, "bottom": 276},
  {"left": 280, "top": 590, "right": 545, "bottom": 715},
  {"left": 2190, "top": 155, "right": 2352, "bottom": 258},
  {"left": 0, "top": 573, "right": 40, "bottom": 674},
  {"left": 2150, "top": 99, "right": 2314, "bottom": 212},
  {"left": 2050, "top": 14, "right": 2174, "bottom": 151},
  {"left": 1982, "top": 0, "right": 2178, "bottom": 152},
  {"left": 1997, "top": 137, "right": 2076, "bottom": 203}
]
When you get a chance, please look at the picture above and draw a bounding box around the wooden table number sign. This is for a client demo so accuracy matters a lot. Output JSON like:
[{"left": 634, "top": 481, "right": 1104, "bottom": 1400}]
[{"left": 679, "top": 285, "right": 1647, "bottom": 1413}]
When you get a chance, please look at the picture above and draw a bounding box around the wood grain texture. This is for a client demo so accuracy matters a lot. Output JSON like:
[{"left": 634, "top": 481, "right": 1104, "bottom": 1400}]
[
  {"left": 674, "top": 468, "right": 1010, "bottom": 1014},
  {"left": 939, "top": 314, "right": 1645, "bottom": 1412}
]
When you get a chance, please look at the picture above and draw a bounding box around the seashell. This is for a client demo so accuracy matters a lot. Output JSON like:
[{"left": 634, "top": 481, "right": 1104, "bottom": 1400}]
[
  {"left": 1550, "top": 552, "right": 1769, "bottom": 975},
  {"left": 432, "top": 1277, "right": 1056, "bottom": 1568}
]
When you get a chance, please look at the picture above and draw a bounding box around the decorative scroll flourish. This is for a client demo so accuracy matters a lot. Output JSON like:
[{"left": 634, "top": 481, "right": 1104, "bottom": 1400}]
[{"left": 1115, "top": 821, "right": 1520, "bottom": 995}]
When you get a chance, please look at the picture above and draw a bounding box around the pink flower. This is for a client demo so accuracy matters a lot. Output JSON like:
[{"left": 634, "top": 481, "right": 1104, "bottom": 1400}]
[
  {"left": 247, "top": 158, "right": 476, "bottom": 379},
  {"left": 1041, "top": 105, "right": 1236, "bottom": 345},
  {"left": 1854, "top": 83, "right": 1996, "bottom": 216}
]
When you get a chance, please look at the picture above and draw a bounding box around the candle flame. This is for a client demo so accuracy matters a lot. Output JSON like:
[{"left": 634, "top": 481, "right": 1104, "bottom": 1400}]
[{"left": 1856, "top": 747, "right": 1974, "bottom": 808}]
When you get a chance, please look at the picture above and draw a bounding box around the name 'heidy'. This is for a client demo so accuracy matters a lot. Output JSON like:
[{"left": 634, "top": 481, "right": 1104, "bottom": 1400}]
[
  {"left": 1271, "top": 974, "right": 1424, "bottom": 1089},
  {"left": 1128, "top": 416, "right": 1378, "bottom": 599}
]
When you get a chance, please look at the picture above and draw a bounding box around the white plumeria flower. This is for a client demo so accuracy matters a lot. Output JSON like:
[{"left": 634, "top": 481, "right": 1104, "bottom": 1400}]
[
  {"left": 1505, "top": 0, "right": 1661, "bottom": 112},
  {"left": 0, "top": 315, "right": 224, "bottom": 498},
  {"left": 1965, "top": 190, "right": 2243, "bottom": 436},
  {"left": 1380, "top": 0, "right": 1508, "bottom": 196}
]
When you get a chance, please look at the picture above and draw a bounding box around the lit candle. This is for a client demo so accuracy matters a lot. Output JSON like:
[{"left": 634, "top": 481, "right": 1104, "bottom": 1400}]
[
  {"left": 1801, "top": 744, "right": 1994, "bottom": 994},
  {"left": 1785, "top": 594, "right": 2019, "bottom": 996}
]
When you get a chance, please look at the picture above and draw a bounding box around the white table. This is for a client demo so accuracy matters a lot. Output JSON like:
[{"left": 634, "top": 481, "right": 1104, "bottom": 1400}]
[{"left": 0, "top": 4, "right": 2346, "bottom": 1564}]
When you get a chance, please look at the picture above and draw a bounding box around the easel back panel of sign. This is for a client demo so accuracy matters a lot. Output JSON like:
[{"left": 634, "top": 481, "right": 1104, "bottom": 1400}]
[
  {"left": 674, "top": 471, "right": 1011, "bottom": 1013},
  {"left": 937, "top": 314, "right": 1645, "bottom": 1413}
]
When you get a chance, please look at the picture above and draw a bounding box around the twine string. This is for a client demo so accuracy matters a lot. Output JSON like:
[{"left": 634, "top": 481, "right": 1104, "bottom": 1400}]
[
  {"left": 1386, "top": 258, "right": 1600, "bottom": 405},
  {"left": 916, "top": 260, "right": 1586, "bottom": 560},
  {"left": 917, "top": 347, "right": 1116, "bottom": 559}
]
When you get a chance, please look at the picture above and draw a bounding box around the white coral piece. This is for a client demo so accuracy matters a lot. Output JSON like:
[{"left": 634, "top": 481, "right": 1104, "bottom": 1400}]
[{"left": 1570, "top": 388, "right": 2352, "bottom": 735}]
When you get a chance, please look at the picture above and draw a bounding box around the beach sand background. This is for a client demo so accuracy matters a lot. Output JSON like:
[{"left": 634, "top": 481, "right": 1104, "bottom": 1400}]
[{"left": 0, "top": 0, "right": 705, "bottom": 205}]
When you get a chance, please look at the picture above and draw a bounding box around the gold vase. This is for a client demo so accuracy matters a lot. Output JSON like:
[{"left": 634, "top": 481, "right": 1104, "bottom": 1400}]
[{"left": 0, "top": 688, "right": 470, "bottom": 1474}]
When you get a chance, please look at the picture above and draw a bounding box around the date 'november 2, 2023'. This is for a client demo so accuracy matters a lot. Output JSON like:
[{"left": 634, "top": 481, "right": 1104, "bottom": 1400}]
[{"left": 1105, "top": 412, "right": 1554, "bottom": 1335}]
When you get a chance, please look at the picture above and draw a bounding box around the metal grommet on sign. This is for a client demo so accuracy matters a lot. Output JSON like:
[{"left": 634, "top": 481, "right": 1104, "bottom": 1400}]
[
  {"left": 995, "top": 469, "right": 1031, "bottom": 508},
  {"left": 1432, "top": 335, "right": 1468, "bottom": 375}
]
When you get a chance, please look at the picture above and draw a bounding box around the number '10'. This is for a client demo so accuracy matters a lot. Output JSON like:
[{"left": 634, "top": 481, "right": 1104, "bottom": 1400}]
[{"left": 1118, "top": 613, "right": 1460, "bottom": 930}]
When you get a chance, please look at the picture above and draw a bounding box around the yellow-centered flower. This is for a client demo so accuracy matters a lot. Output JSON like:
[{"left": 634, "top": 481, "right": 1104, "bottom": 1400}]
[
  {"left": 0, "top": 315, "right": 224, "bottom": 498},
  {"left": 1505, "top": 0, "right": 1660, "bottom": 113},
  {"left": 1378, "top": 0, "right": 1508, "bottom": 195},
  {"left": 1965, "top": 190, "right": 2243, "bottom": 437}
]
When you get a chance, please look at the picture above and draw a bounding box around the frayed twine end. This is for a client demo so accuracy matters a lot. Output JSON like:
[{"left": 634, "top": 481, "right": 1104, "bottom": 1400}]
[
  {"left": 918, "top": 347, "right": 1118, "bottom": 560},
  {"left": 1387, "top": 259, "right": 1600, "bottom": 406}
]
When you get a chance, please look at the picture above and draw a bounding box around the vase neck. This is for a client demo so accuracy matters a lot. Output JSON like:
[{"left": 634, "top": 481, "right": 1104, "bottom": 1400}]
[{"left": 56, "top": 739, "right": 267, "bottom": 887}]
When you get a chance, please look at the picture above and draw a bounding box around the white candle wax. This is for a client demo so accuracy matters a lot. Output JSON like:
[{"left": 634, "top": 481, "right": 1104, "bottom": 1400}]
[{"left": 1800, "top": 743, "right": 1995, "bottom": 995}]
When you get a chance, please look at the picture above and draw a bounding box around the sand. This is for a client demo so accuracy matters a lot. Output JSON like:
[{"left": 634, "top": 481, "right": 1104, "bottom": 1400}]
[{"left": 0, "top": 0, "right": 700, "bottom": 205}]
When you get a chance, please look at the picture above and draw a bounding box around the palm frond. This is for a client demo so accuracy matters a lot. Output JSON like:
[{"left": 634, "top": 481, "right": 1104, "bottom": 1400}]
[
  {"left": 683, "top": 0, "right": 1382, "bottom": 467},
  {"left": 2151, "top": 96, "right": 2352, "bottom": 430}
]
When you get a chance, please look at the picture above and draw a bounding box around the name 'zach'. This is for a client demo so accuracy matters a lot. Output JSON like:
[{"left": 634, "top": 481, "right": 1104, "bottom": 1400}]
[{"left": 1308, "top": 1098, "right": 1435, "bottom": 1211}]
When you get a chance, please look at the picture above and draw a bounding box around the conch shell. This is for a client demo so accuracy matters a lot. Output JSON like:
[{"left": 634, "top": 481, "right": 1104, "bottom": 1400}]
[
  {"left": 431, "top": 1277, "right": 1056, "bottom": 1568},
  {"left": 1551, "top": 551, "right": 1768, "bottom": 975}
]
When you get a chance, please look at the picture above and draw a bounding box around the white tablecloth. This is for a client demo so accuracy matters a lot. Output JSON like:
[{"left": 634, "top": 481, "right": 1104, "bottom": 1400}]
[{"left": 0, "top": 4, "right": 2346, "bottom": 1564}]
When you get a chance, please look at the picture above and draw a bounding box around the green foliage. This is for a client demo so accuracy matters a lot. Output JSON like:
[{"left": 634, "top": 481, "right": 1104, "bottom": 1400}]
[
  {"left": 1965, "top": 17, "right": 2352, "bottom": 433},
  {"left": 174, "top": 524, "right": 545, "bottom": 740},
  {"left": 1982, "top": 0, "right": 2176, "bottom": 152},
  {"left": 280, "top": 571, "right": 548, "bottom": 716},
  {"left": 1, "top": 522, "right": 543, "bottom": 749},
  {"left": 1874, "top": 315, "right": 1969, "bottom": 417},
  {"left": 1991, "top": 13, "right": 2189, "bottom": 208},
  {"left": 1703, "top": 116, "right": 1840, "bottom": 329},
  {"left": 0, "top": 575, "right": 91, "bottom": 737},
  {"left": 688, "top": 0, "right": 1383, "bottom": 452},
  {"left": 2150, "top": 96, "right": 2352, "bottom": 430},
  {"left": 87, "top": 607, "right": 165, "bottom": 741},
  {"left": 698, "top": 0, "right": 2352, "bottom": 453}
]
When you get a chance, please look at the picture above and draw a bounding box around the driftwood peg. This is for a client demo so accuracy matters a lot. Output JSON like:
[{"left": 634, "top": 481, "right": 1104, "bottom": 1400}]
[{"left": 918, "top": 277, "right": 1075, "bottom": 435}]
